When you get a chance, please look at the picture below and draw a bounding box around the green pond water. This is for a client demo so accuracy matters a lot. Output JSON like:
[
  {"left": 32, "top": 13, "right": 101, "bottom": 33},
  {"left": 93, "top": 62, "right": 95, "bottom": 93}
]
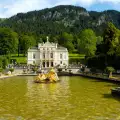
[{"left": 0, "top": 76, "right": 120, "bottom": 120}]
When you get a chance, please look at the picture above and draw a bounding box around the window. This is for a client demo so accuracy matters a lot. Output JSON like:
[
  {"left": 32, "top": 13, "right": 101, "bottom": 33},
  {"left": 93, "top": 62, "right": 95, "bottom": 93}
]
[
  {"left": 33, "top": 53, "right": 36, "bottom": 59},
  {"left": 60, "top": 54, "right": 62, "bottom": 59},
  {"left": 51, "top": 62, "right": 53, "bottom": 67},
  {"left": 43, "top": 53, "right": 45, "bottom": 59},
  {"left": 43, "top": 62, "right": 45, "bottom": 67},
  {"left": 47, "top": 62, "right": 49, "bottom": 67},
  {"left": 60, "top": 61, "right": 62, "bottom": 64},
  {"left": 50, "top": 53, "right": 53, "bottom": 58}
]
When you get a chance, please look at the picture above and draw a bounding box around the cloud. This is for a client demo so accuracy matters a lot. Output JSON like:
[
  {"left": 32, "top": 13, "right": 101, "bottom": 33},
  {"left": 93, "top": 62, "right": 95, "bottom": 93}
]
[
  {"left": 0, "top": 0, "right": 53, "bottom": 18},
  {"left": 54, "top": 0, "right": 96, "bottom": 7},
  {"left": 0, "top": 0, "right": 120, "bottom": 18},
  {"left": 99, "top": 0, "right": 120, "bottom": 4}
]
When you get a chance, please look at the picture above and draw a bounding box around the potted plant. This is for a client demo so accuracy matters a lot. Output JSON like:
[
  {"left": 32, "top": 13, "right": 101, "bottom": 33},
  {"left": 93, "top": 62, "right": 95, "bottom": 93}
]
[
  {"left": 105, "top": 66, "right": 115, "bottom": 78},
  {"left": 9, "top": 68, "right": 14, "bottom": 74}
]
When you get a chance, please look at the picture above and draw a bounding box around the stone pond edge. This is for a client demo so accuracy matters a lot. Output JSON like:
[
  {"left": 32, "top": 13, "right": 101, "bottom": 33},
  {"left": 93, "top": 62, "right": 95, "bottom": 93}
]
[{"left": 0, "top": 73, "right": 120, "bottom": 83}]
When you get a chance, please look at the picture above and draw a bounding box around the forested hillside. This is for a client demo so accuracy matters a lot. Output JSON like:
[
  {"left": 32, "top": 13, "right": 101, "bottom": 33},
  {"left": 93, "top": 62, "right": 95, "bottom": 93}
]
[
  {"left": 0, "top": 5, "right": 120, "bottom": 56},
  {"left": 0, "top": 5, "right": 120, "bottom": 36}
]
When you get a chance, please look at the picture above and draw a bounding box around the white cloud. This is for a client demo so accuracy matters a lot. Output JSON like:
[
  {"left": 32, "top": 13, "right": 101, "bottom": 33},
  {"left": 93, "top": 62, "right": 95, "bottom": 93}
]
[
  {"left": 54, "top": 0, "right": 96, "bottom": 7},
  {"left": 99, "top": 0, "right": 120, "bottom": 4},
  {"left": 0, "top": 0, "right": 120, "bottom": 18},
  {"left": 0, "top": 0, "right": 53, "bottom": 18}
]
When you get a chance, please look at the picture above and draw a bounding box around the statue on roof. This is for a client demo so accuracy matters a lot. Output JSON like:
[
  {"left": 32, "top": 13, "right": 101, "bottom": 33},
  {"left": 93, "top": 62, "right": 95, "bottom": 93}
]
[{"left": 46, "top": 36, "right": 49, "bottom": 42}]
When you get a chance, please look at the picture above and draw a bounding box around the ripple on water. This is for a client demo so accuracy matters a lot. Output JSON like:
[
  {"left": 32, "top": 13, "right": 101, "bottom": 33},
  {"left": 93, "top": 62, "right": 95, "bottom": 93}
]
[{"left": 0, "top": 76, "right": 120, "bottom": 119}]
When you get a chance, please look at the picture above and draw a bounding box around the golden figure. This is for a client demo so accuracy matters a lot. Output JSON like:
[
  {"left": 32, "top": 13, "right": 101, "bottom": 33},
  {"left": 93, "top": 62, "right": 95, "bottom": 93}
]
[{"left": 34, "top": 68, "right": 59, "bottom": 83}]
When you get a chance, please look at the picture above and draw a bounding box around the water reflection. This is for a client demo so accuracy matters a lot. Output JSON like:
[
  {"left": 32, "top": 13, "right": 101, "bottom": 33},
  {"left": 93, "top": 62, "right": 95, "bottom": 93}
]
[
  {"left": 25, "top": 76, "right": 72, "bottom": 119},
  {"left": 0, "top": 76, "right": 120, "bottom": 119},
  {"left": 68, "top": 76, "right": 120, "bottom": 119},
  {"left": 26, "top": 76, "right": 70, "bottom": 97},
  {"left": 0, "top": 76, "right": 28, "bottom": 119}
]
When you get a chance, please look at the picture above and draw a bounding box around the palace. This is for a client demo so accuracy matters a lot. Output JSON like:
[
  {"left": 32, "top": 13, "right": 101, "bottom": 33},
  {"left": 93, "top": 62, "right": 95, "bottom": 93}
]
[{"left": 27, "top": 37, "right": 69, "bottom": 68}]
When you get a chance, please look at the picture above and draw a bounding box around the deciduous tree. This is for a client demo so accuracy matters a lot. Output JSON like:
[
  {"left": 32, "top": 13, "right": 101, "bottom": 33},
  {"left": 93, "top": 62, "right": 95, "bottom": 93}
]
[
  {"left": 0, "top": 28, "right": 18, "bottom": 55},
  {"left": 77, "top": 29, "right": 97, "bottom": 56},
  {"left": 19, "top": 35, "right": 36, "bottom": 56}
]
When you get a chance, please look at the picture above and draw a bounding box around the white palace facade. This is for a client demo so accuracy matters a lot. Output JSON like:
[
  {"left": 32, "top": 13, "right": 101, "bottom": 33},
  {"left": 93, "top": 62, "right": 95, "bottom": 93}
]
[{"left": 27, "top": 37, "right": 69, "bottom": 68}]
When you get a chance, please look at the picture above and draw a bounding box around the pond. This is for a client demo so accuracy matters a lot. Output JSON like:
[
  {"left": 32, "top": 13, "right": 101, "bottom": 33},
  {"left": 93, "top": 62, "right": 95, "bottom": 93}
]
[{"left": 0, "top": 76, "right": 120, "bottom": 120}]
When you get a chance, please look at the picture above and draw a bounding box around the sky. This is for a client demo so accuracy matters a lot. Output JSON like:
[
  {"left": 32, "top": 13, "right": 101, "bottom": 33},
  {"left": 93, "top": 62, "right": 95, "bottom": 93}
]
[{"left": 0, "top": 0, "right": 120, "bottom": 18}]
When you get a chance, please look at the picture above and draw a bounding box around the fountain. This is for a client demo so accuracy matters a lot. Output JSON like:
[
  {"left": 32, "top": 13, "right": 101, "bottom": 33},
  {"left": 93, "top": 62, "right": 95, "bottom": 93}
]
[{"left": 34, "top": 68, "right": 60, "bottom": 83}]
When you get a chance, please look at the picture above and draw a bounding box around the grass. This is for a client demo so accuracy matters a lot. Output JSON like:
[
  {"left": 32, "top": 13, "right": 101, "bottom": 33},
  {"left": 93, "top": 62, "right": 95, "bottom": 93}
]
[
  {"left": 9, "top": 53, "right": 85, "bottom": 64},
  {"left": 11, "top": 54, "right": 26, "bottom": 64},
  {"left": 69, "top": 53, "right": 85, "bottom": 59},
  {"left": 11, "top": 56, "right": 26, "bottom": 64},
  {"left": 69, "top": 53, "right": 85, "bottom": 64},
  {"left": 0, "top": 54, "right": 26, "bottom": 64}
]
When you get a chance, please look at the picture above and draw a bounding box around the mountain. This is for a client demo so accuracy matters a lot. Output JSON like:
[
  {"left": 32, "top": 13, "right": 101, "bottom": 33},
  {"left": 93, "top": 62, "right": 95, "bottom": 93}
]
[{"left": 0, "top": 5, "right": 120, "bottom": 36}]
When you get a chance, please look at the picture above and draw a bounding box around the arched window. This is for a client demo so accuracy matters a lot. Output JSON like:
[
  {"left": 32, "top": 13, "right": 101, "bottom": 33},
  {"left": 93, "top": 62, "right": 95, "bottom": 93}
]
[
  {"left": 60, "top": 54, "right": 62, "bottom": 59},
  {"left": 51, "top": 62, "right": 53, "bottom": 67},
  {"left": 33, "top": 53, "right": 36, "bottom": 59},
  {"left": 47, "top": 62, "right": 49, "bottom": 67},
  {"left": 43, "top": 62, "right": 45, "bottom": 67},
  {"left": 50, "top": 53, "right": 53, "bottom": 58}
]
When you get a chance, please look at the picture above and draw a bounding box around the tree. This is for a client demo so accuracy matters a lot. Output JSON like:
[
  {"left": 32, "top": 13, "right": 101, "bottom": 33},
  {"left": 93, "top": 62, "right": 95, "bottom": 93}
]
[
  {"left": 58, "top": 32, "right": 74, "bottom": 52},
  {"left": 96, "top": 36, "right": 103, "bottom": 45},
  {"left": 96, "top": 22, "right": 120, "bottom": 68},
  {"left": 49, "top": 35, "right": 59, "bottom": 43},
  {"left": 115, "top": 33, "right": 120, "bottom": 56},
  {"left": 2, "top": 57, "right": 8, "bottom": 69},
  {"left": 77, "top": 29, "right": 97, "bottom": 56},
  {"left": 0, "top": 28, "right": 18, "bottom": 55},
  {"left": 0, "top": 57, "right": 3, "bottom": 68},
  {"left": 73, "top": 35, "right": 79, "bottom": 49},
  {"left": 103, "top": 22, "right": 119, "bottom": 56},
  {"left": 19, "top": 35, "right": 36, "bottom": 56},
  {"left": 9, "top": 68, "right": 14, "bottom": 73}
]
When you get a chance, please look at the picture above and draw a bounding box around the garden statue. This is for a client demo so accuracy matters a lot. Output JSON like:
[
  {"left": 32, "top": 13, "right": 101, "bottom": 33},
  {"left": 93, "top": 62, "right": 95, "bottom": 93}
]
[{"left": 34, "top": 68, "right": 59, "bottom": 83}]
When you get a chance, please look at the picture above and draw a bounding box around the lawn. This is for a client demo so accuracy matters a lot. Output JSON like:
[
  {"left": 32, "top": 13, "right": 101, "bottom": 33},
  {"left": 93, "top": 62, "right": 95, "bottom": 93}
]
[
  {"left": 11, "top": 54, "right": 27, "bottom": 64},
  {"left": 69, "top": 53, "right": 85, "bottom": 59},
  {"left": 10, "top": 53, "right": 85, "bottom": 64},
  {"left": 69, "top": 53, "right": 85, "bottom": 64}
]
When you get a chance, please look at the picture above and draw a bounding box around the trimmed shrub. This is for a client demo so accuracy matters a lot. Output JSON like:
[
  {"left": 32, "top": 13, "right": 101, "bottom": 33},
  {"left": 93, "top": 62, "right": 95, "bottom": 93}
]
[
  {"left": 105, "top": 66, "right": 115, "bottom": 78},
  {"left": 57, "top": 68, "right": 62, "bottom": 72},
  {"left": 9, "top": 68, "right": 14, "bottom": 73}
]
